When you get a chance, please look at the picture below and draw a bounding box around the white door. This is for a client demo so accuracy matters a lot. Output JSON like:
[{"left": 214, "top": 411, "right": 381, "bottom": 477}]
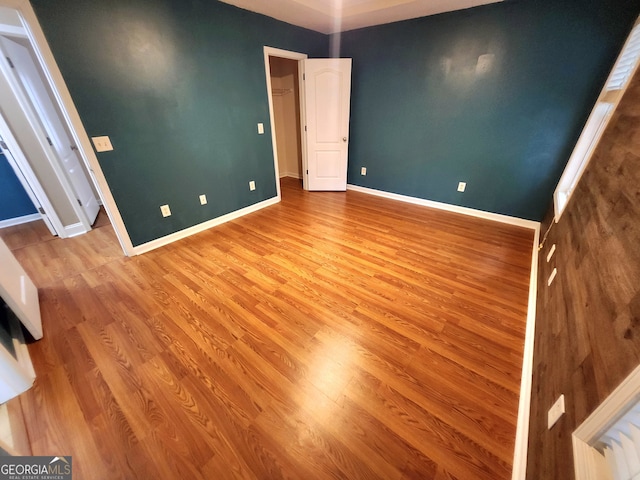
[
  {"left": 0, "top": 35, "right": 100, "bottom": 225},
  {"left": 303, "top": 58, "right": 352, "bottom": 191}
]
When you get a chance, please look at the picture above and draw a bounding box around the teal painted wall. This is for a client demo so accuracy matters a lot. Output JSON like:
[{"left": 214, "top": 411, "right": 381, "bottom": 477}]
[
  {"left": 0, "top": 152, "right": 37, "bottom": 221},
  {"left": 338, "top": 0, "right": 640, "bottom": 220},
  {"left": 31, "top": 0, "right": 327, "bottom": 246},
  {"left": 29, "top": 0, "right": 640, "bottom": 237}
]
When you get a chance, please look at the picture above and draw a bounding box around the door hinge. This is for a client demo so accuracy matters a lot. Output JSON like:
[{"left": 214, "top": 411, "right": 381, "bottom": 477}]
[
  {"left": 46, "top": 136, "right": 53, "bottom": 146},
  {"left": 303, "top": 73, "right": 305, "bottom": 80},
  {"left": 304, "top": 125, "right": 307, "bottom": 132},
  {"left": 6, "top": 57, "right": 14, "bottom": 69},
  {"left": 77, "top": 199, "right": 83, "bottom": 207},
  {"left": 306, "top": 169, "right": 309, "bottom": 174},
  {"left": 38, "top": 207, "right": 45, "bottom": 215},
  {"left": 0, "top": 140, "right": 8, "bottom": 150}
]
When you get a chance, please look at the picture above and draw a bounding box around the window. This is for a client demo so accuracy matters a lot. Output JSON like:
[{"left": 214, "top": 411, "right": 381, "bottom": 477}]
[{"left": 554, "top": 19, "right": 640, "bottom": 221}]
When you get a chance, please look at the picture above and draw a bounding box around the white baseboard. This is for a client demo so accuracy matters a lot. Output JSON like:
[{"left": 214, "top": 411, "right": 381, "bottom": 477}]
[
  {"left": 0, "top": 213, "right": 40, "bottom": 229},
  {"left": 133, "top": 196, "right": 281, "bottom": 255},
  {"left": 279, "top": 172, "right": 302, "bottom": 179},
  {"left": 346, "top": 184, "right": 540, "bottom": 230},
  {"left": 64, "top": 222, "right": 89, "bottom": 238},
  {"left": 511, "top": 226, "right": 540, "bottom": 480}
]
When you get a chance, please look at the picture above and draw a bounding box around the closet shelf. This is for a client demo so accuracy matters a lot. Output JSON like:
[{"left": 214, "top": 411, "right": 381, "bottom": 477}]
[{"left": 272, "top": 88, "right": 293, "bottom": 96}]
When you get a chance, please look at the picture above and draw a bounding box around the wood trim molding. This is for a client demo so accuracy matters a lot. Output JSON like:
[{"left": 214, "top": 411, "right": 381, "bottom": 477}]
[
  {"left": 132, "top": 196, "right": 280, "bottom": 255},
  {"left": 346, "top": 184, "right": 541, "bottom": 230}
]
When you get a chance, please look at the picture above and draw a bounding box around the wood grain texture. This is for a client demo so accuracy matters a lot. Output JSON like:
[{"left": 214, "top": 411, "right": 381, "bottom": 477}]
[
  {"left": 3, "top": 179, "right": 532, "bottom": 479},
  {"left": 527, "top": 68, "right": 640, "bottom": 478}
]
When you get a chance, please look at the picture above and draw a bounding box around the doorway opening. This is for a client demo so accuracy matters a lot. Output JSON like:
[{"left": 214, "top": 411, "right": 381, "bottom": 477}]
[
  {"left": 270, "top": 56, "right": 303, "bottom": 185},
  {"left": 265, "top": 48, "right": 353, "bottom": 195},
  {"left": 264, "top": 47, "right": 307, "bottom": 197}
]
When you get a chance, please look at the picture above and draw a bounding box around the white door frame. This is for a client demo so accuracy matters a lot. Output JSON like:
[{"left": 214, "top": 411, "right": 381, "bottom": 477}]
[
  {"left": 572, "top": 364, "right": 640, "bottom": 480},
  {"left": 0, "top": 0, "right": 133, "bottom": 255},
  {"left": 264, "top": 46, "right": 309, "bottom": 195},
  {"left": 0, "top": 34, "right": 100, "bottom": 227},
  {"left": 0, "top": 43, "right": 92, "bottom": 237},
  {"left": 0, "top": 113, "right": 57, "bottom": 235}
]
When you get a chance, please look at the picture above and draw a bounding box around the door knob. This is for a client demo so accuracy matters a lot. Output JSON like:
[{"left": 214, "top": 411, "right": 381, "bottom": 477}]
[{"left": 342, "top": 137, "right": 347, "bottom": 142}]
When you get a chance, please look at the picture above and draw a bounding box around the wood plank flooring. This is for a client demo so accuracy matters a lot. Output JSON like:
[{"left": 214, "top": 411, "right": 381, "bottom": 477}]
[{"left": 1, "top": 178, "right": 533, "bottom": 479}]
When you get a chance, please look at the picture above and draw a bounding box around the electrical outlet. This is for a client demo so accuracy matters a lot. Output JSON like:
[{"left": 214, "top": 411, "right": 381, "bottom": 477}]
[
  {"left": 199, "top": 194, "right": 207, "bottom": 205},
  {"left": 91, "top": 135, "right": 113, "bottom": 152},
  {"left": 361, "top": 167, "right": 367, "bottom": 176},
  {"left": 249, "top": 180, "right": 256, "bottom": 191},
  {"left": 160, "top": 204, "right": 171, "bottom": 217},
  {"left": 548, "top": 394, "right": 565, "bottom": 429},
  {"left": 457, "top": 182, "right": 466, "bottom": 192}
]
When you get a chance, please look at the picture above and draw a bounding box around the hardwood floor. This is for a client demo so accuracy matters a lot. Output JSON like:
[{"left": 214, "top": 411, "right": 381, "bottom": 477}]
[{"left": 2, "top": 178, "right": 533, "bottom": 479}]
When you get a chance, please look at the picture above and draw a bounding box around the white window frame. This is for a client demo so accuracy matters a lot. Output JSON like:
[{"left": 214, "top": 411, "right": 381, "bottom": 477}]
[
  {"left": 554, "top": 18, "right": 640, "bottom": 222},
  {"left": 573, "top": 364, "right": 640, "bottom": 480}
]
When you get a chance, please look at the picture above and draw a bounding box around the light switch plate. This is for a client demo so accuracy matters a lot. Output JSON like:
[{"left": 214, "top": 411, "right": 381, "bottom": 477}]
[
  {"left": 361, "top": 167, "right": 367, "bottom": 175},
  {"left": 457, "top": 182, "right": 466, "bottom": 192},
  {"left": 257, "top": 123, "right": 264, "bottom": 134},
  {"left": 160, "top": 204, "right": 171, "bottom": 217},
  {"left": 547, "top": 244, "right": 556, "bottom": 263},
  {"left": 548, "top": 394, "right": 565, "bottom": 429},
  {"left": 249, "top": 180, "right": 256, "bottom": 191},
  {"left": 199, "top": 194, "right": 207, "bottom": 205},
  {"left": 91, "top": 136, "right": 113, "bottom": 152}
]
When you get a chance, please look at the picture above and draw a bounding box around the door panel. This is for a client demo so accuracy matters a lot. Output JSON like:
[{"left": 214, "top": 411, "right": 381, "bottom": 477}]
[
  {"left": 0, "top": 238, "right": 42, "bottom": 340},
  {"left": 0, "top": 35, "right": 99, "bottom": 225},
  {"left": 304, "top": 58, "right": 352, "bottom": 191},
  {"left": 316, "top": 151, "right": 342, "bottom": 178}
]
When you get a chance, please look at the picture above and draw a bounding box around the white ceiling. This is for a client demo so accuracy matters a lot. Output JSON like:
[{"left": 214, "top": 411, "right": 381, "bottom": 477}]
[{"left": 219, "top": 0, "right": 503, "bottom": 34}]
